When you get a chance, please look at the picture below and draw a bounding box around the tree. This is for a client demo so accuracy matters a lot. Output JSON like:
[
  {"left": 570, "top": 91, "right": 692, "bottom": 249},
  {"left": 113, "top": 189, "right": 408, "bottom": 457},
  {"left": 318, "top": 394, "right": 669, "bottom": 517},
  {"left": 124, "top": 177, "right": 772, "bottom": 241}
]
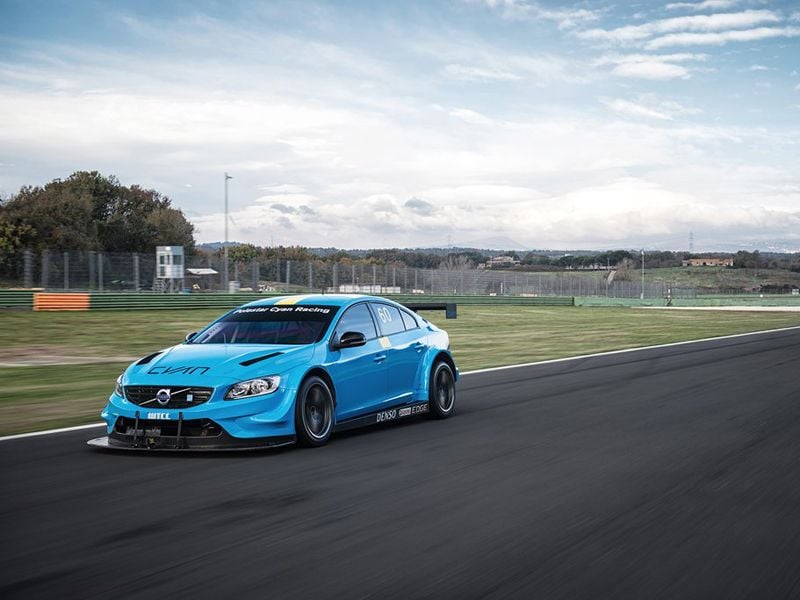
[
  {"left": 0, "top": 171, "right": 196, "bottom": 253},
  {"left": 0, "top": 218, "right": 32, "bottom": 270}
]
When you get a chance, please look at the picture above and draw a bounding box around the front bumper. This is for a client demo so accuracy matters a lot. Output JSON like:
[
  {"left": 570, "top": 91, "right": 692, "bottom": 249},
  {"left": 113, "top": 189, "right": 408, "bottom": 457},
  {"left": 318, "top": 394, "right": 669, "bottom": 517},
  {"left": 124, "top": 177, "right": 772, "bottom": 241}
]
[{"left": 88, "top": 414, "right": 294, "bottom": 451}]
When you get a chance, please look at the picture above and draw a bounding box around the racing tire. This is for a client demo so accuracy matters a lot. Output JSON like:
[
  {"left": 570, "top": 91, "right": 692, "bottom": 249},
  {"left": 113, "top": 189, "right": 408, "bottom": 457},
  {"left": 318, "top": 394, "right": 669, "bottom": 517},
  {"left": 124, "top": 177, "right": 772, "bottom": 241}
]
[
  {"left": 428, "top": 361, "right": 456, "bottom": 419},
  {"left": 295, "top": 376, "right": 335, "bottom": 447}
]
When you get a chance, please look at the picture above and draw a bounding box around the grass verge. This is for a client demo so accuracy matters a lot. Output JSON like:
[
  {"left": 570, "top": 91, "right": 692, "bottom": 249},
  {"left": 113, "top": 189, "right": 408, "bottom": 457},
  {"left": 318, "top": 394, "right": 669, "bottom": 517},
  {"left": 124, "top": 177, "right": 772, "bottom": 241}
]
[{"left": 1, "top": 306, "right": 799, "bottom": 436}]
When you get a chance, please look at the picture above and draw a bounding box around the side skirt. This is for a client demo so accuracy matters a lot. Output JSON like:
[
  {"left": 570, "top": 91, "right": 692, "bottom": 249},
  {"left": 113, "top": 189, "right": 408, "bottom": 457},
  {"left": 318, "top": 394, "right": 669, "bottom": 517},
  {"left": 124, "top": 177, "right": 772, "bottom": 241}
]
[{"left": 334, "top": 402, "right": 429, "bottom": 433}]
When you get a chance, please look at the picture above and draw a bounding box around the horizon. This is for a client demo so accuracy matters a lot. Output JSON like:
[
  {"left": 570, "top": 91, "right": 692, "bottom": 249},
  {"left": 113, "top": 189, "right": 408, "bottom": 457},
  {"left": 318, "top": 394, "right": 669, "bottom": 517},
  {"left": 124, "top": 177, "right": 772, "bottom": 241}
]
[{"left": 1, "top": 0, "right": 799, "bottom": 252}]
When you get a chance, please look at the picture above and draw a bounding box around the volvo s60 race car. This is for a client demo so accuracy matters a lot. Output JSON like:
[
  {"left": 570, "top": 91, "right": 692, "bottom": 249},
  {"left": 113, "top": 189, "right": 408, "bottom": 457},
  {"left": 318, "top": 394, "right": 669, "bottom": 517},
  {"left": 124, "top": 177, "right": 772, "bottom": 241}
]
[{"left": 87, "top": 294, "right": 457, "bottom": 450}]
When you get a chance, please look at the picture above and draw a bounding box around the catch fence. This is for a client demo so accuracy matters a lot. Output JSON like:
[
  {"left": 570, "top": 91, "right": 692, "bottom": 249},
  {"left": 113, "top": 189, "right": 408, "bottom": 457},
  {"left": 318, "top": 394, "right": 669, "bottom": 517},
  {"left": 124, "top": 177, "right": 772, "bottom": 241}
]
[{"left": 2, "top": 249, "right": 684, "bottom": 300}]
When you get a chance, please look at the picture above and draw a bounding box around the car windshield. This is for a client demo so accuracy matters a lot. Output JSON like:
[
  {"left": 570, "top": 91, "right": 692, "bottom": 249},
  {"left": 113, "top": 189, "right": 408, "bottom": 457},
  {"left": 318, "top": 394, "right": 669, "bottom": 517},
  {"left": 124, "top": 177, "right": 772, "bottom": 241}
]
[{"left": 190, "top": 305, "right": 339, "bottom": 345}]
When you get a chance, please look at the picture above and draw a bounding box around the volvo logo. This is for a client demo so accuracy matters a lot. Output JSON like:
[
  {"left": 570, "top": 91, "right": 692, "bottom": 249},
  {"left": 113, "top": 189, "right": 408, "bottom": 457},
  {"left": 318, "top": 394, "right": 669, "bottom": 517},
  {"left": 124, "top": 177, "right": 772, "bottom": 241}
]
[{"left": 156, "top": 388, "right": 171, "bottom": 406}]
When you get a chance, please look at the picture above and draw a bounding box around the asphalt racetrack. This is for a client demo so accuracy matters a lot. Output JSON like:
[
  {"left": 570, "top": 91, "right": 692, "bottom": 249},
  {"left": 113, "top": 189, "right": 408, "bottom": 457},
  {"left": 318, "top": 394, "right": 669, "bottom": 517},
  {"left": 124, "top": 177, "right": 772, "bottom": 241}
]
[{"left": 2, "top": 328, "right": 800, "bottom": 599}]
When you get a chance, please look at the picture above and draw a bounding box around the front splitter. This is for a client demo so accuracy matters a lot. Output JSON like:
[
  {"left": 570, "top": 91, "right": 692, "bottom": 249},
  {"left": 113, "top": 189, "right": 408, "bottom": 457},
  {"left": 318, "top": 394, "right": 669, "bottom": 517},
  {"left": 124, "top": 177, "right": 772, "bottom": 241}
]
[{"left": 86, "top": 436, "right": 295, "bottom": 452}]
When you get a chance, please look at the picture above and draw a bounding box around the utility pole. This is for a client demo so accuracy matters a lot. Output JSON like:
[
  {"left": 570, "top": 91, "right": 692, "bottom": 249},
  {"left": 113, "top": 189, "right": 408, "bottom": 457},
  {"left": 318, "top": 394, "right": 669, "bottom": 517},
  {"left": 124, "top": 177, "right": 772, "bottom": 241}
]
[
  {"left": 640, "top": 249, "right": 645, "bottom": 300},
  {"left": 224, "top": 172, "right": 232, "bottom": 292}
]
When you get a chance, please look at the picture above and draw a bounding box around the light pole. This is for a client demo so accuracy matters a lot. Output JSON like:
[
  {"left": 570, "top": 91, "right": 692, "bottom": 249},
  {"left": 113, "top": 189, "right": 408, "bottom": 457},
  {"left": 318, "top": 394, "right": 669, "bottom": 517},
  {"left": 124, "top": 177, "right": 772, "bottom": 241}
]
[
  {"left": 223, "top": 172, "right": 232, "bottom": 292},
  {"left": 640, "top": 249, "right": 645, "bottom": 300}
]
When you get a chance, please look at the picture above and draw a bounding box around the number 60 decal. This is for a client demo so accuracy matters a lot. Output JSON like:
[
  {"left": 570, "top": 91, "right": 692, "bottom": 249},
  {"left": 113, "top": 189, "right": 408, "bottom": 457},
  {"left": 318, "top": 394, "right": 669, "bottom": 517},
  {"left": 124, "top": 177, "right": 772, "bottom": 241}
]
[{"left": 376, "top": 306, "right": 392, "bottom": 323}]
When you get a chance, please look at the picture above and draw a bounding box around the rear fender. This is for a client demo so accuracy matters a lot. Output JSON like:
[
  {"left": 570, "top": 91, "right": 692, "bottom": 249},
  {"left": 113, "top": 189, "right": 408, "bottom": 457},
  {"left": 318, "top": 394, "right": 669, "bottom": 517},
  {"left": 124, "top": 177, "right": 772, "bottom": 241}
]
[{"left": 416, "top": 349, "right": 458, "bottom": 401}]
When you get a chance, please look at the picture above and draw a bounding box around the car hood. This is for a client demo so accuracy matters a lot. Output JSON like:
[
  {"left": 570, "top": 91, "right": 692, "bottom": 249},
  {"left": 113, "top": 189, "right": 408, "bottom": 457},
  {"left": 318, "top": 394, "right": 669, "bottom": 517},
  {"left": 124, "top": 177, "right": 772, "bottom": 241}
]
[{"left": 124, "top": 342, "right": 316, "bottom": 385}]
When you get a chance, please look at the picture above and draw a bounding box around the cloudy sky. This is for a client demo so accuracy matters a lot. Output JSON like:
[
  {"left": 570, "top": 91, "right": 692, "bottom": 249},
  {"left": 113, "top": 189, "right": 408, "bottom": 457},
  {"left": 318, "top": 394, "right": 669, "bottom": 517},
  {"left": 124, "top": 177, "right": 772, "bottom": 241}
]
[{"left": 1, "top": 0, "right": 799, "bottom": 251}]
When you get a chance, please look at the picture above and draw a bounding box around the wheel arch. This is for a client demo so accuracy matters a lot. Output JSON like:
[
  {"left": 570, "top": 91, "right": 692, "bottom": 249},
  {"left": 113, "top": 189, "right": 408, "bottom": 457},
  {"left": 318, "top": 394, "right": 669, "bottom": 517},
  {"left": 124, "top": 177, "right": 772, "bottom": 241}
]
[
  {"left": 301, "top": 367, "right": 337, "bottom": 407},
  {"left": 418, "top": 349, "right": 457, "bottom": 399}
]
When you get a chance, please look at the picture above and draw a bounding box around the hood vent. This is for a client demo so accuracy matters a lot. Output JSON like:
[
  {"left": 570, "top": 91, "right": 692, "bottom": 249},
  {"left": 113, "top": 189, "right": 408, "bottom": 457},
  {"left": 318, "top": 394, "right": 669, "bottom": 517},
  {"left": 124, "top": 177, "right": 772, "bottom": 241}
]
[
  {"left": 240, "top": 352, "right": 283, "bottom": 367},
  {"left": 136, "top": 351, "right": 162, "bottom": 366}
]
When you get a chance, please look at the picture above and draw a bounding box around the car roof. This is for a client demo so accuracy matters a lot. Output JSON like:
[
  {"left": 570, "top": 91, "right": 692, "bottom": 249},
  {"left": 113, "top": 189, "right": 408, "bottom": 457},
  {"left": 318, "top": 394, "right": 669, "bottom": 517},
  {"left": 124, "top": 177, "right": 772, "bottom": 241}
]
[{"left": 240, "top": 294, "right": 399, "bottom": 309}]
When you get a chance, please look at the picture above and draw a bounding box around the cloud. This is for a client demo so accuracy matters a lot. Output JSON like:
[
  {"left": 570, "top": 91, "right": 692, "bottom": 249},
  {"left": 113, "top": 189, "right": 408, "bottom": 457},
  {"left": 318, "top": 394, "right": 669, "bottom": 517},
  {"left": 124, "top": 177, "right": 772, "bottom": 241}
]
[
  {"left": 595, "top": 52, "right": 707, "bottom": 80},
  {"left": 405, "top": 197, "right": 435, "bottom": 215},
  {"left": 475, "top": 0, "right": 600, "bottom": 29},
  {"left": 192, "top": 177, "right": 800, "bottom": 250},
  {"left": 443, "top": 64, "right": 522, "bottom": 82},
  {"left": 578, "top": 10, "right": 781, "bottom": 44},
  {"left": 601, "top": 99, "right": 673, "bottom": 120},
  {"left": 601, "top": 96, "right": 702, "bottom": 121},
  {"left": 270, "top": 203, "right": 297, "bottom": 214},
  {"left": 646, "top": 26, "right": 800, "bottom": 49},
  {"left": 449, "top": 108, "right": 494, "bottom": 125},
  {"left": 748, "top": 64, "right": 770, "bottom": 71},
  {"left": 666, "top": 0, "right": 743, "bottom": 11},
  {"left": 258, "top": 184, "right": 306, "bottom": 194},
  {"left": 613, "top": 61, "right": 690, "bottom": 79}
]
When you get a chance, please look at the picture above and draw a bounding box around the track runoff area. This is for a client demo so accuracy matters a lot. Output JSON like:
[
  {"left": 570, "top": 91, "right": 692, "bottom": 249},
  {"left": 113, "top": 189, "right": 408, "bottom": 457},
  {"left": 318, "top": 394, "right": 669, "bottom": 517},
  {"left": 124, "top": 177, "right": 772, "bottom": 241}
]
[{"left": 1, "top": 325, "right": 800, "bottom": 599}]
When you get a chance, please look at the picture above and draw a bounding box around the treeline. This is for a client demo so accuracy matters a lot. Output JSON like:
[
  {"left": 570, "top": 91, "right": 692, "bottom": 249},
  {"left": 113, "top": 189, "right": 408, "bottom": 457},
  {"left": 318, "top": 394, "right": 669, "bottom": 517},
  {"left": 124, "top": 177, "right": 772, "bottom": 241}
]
[
  {"left": 0, "top": 172, "right": 195, "bottom": 263},
  {"left": 191, "top": 243, "right": 800, "bottom": 274}
]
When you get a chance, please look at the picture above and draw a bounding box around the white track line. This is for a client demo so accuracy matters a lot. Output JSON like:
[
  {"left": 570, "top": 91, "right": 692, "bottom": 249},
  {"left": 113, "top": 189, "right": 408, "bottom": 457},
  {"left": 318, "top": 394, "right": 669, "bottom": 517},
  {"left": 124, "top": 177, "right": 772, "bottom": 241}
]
[
  {"left": 0, "top": 422, "right": 105, "bottom": 442},
  {"left": 2, "top": 324, "right": 799, "bottom": 443}
]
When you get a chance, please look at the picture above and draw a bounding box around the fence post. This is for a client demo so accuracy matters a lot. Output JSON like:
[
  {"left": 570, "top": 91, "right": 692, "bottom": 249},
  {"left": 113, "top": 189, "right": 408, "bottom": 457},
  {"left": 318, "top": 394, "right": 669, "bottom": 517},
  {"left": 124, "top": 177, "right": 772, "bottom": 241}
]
[
  {"left": 351, "top": 264, "right": 356, "bottom": 288},
  {"left": 286, "top": 260, "right": 291, "bottom": 291},
  {"left": 372, "top": 265, "right": 377, "bottom": 289},
  {"left": 98, "top": 252, "right": 104, "bottom": 291},
  {"left": 308, "top": 262, "right": 313, "bottom": 291},
  {"left": 41, "top": 249, "right": 50, "bottom": 289},
  {"left": 64, "top": 251, "right": 70, "bottom": 290},
  {"left": 332, "top": 263, "right": 338, "bottom": 292},
  {"left": 276, "top": 257, "right": 281, "bottom": 289},
  {"left": 133, "top": 253, "right": 140, "bottom": 291},
  {"left": 88, "top": 251, "right": 96, "bottom": 289},
  {"left": 253, "top": 261, "right": 259, "bottom": 291},
  {"left": 23, "top": 248, "right": 33, "bottom": 288}
]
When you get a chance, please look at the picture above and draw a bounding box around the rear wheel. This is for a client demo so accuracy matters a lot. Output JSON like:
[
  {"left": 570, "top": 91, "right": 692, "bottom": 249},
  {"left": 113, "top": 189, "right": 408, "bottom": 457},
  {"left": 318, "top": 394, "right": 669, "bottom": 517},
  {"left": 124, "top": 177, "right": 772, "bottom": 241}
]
[
  {"left": 428, "top": 361, "right": 456, "bottom": 419},
  {"left": 295, "top": 376, "right": 334, "bottom": 447}
]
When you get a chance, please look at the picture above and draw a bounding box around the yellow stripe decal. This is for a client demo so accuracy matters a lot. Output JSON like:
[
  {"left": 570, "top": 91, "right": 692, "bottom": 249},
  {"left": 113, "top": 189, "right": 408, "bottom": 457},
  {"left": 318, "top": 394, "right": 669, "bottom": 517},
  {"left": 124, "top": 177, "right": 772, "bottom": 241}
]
[
  {"left": 379, "top": 336, "right": 391, "bottom": 349},
  {"left": 275, "top": 295, "right": 311, "bottom": 305}
]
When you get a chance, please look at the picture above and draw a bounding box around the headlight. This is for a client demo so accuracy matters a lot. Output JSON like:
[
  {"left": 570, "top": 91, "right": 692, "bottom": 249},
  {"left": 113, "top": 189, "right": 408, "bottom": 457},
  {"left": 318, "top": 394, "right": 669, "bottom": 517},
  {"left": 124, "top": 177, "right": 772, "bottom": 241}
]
[
  {"left": 225, "top": 376, "right": 281, "bottom": 400},
  {"left": 115, "top": 375, "right": 124, "bottom": 397}
]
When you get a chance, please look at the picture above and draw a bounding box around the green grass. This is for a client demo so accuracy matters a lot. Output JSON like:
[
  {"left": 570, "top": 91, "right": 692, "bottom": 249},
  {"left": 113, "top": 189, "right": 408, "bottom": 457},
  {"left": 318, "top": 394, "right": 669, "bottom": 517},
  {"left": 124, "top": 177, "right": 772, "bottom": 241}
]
[{"left": 1, "top": 306, "right": 799, "bottom": 436}]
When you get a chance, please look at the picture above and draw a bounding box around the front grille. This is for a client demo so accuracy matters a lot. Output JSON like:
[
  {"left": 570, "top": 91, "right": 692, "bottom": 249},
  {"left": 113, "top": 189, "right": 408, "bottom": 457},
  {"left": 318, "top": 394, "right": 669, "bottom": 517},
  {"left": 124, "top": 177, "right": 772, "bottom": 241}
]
[
  {"left": 124, "top": 385, "right": 213, "bottom": 408},
  {"left": 114, "top": 417, "right": 222, "bottom": 437}
]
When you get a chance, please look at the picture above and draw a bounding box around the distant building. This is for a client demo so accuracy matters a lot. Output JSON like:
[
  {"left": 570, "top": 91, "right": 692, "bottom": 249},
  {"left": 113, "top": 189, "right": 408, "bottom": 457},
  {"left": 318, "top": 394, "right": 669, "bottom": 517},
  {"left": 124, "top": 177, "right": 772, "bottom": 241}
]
[
  {"left": 682, "top": 257, "right": 733, "bottom": 267},
  {"left": 478, "top": 255, "right": 521, "bottom": 269}
]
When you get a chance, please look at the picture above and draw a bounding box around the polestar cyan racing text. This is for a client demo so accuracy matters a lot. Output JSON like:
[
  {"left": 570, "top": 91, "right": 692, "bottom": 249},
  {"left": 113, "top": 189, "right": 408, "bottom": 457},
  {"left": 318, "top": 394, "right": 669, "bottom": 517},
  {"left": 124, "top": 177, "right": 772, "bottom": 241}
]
[{"left": 87, "top": 295, "right": 457, "bottom": 450}]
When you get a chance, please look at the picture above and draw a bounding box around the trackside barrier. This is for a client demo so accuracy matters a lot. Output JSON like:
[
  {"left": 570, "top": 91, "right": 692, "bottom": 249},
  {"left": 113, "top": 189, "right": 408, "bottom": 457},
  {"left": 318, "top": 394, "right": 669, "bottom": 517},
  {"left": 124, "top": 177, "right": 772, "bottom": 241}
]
[
  {"left": 1, "top": 291, "right": 576, "bottom": 312},
  {"left": 33, "top": 293, "right": 90, "bottom": 311},
  {"left": 0, "top": 290, "right": 35, "bottom": 309}
]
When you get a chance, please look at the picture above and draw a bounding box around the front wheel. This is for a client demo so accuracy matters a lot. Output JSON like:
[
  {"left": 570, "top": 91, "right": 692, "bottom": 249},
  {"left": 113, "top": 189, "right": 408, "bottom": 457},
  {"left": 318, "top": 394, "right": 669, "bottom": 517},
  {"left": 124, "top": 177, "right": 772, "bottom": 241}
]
[
  {"left": 295, "top": 376, "right": 334, "bottom": 447},
  {"left": 428, "top": 361, "right": 456, "bottom": 419}
]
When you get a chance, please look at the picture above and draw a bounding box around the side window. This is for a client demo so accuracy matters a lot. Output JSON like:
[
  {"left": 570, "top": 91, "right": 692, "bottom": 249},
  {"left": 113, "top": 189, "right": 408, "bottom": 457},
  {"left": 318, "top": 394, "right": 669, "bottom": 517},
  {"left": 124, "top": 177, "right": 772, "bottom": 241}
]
[
  {"left": 335, "top": 303, "right": 377, "bottom": 340},
  {"left": 371, "top": 303, "right": 405, "bottom": 336},
  {"left": 400, "top": 308, "right": 419, "bottom": 330}
]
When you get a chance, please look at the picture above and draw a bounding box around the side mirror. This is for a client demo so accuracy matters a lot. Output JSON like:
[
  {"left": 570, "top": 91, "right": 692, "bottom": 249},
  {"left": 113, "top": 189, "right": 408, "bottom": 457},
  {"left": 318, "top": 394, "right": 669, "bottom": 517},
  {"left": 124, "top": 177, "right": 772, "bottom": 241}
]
[
  {"left": 185, "top": 331, "right": 198, "bottom": 342},
  {"left": 333, "top": 331, "right": 366, "bottom": 350}
]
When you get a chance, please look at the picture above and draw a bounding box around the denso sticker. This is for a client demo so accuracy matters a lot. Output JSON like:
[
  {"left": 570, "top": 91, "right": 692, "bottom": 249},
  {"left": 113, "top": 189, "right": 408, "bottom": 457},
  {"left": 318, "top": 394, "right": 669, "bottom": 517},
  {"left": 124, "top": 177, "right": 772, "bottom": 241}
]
[
  {"left": 376, "top": 409, "right": 397, "bottom": 423},
  {"left": 147, "top": 412, "right": 171, "bottom": 420}
]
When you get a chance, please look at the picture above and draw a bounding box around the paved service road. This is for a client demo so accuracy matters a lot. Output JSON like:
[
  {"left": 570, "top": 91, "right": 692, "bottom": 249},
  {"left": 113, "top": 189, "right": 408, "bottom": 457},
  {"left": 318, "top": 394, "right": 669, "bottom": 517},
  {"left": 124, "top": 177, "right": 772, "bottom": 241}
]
[{"left": 2, "top": 329, "right": 800, "bottom": 599}]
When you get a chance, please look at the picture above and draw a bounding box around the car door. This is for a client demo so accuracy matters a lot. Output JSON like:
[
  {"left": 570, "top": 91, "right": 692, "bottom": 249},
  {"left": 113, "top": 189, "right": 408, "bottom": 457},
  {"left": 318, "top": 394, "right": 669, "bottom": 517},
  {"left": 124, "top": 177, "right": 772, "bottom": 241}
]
[
  {"left": 325, "top": 302, "right": 388, "bottom": 420},
  {"left": 370, "top": 302, "right": 424, "bottom": 406}
]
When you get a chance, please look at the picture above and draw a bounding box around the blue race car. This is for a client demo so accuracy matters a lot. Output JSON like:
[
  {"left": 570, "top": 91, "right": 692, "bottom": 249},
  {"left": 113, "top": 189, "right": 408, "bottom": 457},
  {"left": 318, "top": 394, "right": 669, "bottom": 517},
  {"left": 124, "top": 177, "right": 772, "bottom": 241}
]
[{"left": 87, "top": 294, "right": 457, "bottom": 450}]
